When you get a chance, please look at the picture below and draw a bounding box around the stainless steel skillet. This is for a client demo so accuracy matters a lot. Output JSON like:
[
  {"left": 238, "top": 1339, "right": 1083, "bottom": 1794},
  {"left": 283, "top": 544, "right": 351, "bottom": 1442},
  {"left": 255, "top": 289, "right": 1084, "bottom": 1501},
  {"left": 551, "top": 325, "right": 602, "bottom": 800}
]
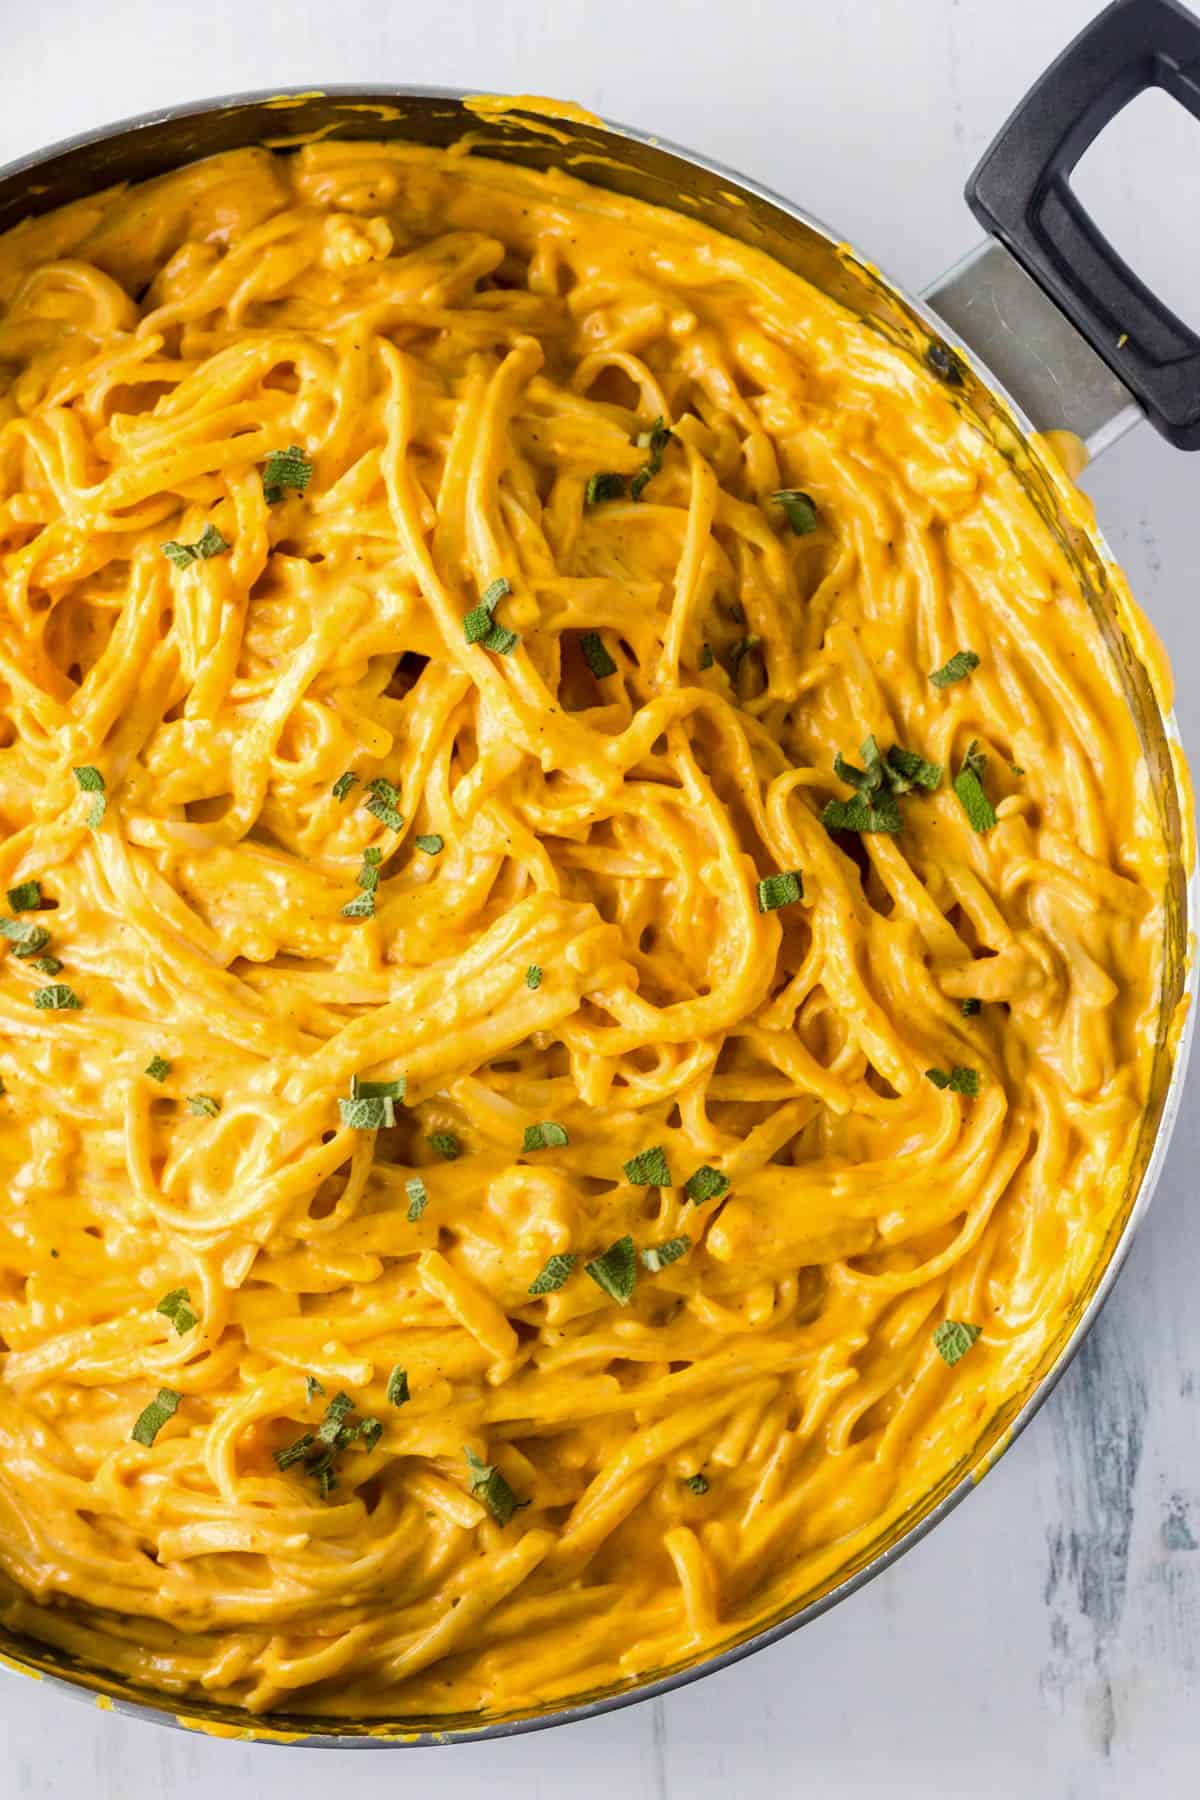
[{"left": 0, "top": 0, "right": 1194, "bottom": 1747}]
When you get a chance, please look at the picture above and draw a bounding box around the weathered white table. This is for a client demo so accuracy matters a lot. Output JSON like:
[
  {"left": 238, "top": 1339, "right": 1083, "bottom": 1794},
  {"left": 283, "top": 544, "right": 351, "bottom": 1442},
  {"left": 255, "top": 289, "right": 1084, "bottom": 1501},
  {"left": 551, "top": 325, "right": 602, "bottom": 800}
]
[{"left": 2, "top": 1, "right": 1197, "bottom": 1791}]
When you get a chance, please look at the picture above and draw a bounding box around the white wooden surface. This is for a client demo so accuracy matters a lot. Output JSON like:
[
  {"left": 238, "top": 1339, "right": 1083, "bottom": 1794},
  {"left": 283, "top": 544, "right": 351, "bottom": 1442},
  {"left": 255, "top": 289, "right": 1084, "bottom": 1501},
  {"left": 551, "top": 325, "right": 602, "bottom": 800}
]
[{"left": 3, "top": 0, "right": 1200, "bottom": 1792}]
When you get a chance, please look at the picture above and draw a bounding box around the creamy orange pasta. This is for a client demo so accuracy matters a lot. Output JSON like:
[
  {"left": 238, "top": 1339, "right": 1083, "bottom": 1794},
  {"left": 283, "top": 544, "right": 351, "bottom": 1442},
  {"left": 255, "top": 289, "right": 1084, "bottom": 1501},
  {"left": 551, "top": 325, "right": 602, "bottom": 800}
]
[{"left": 0, "top": 136, "right": 1175, "bottom": 1723}]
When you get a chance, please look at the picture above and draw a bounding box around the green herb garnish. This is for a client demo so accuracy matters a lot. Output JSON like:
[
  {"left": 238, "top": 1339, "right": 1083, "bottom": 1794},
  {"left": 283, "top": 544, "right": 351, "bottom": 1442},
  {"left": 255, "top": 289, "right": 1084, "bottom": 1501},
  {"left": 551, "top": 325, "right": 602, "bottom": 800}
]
[
  {"left": 961, "top": 998, "right": 981, "bottom": 1017},
  {"left": 465, "top": 1446, "right": 528, "bottom": 1526},
  {"left": 623, "top": 1145, "right": 672, "bottom": 1187},
  {"left": 274, "top": 1433, "right": 314, "bottom": 1471},
  {"left": 756, "top": 871, "right": 802, "bottom": 913},
  {"left": 463, "top": 577, "right": 518, "bottom": 654},
  {"left": 925, "top": 1065, "right": 980, "bottom": 1096},
  {"left": 580, "top": 630, "right": 618, "bottom": 678},
  {"left": 161, "top": 522, "right": 230, "bottom": 568},
  {"left": 885, "top": 746, "right": 942, "bottom": 793},
  {"left": 305, "top": 1376, "right": 325, "bottom": 1403},
  {"left": 33, "top": 984, "right": 80, "bottom": 1011},
  {"left": 262, "top": 445, "right": 312, "bottom": 505},
  {"left": 343, "top": 844, "right": 383, "bottom": 918},
  {"left": 930, "top": 649, "right": 979, "bottom": 688},
  {"left": 953, "top": 741, "right": 997, "bottom": 833},
  {"left": 72, "top": 765, "right": 106, "bottom": 828},
  {"left": 641, "top": 1235, "right": 691, "bottom": 1273},
  {"left": 522, "top": 1121, "right": 568, "bottom": 1152},
  {"left": 413, "top": 834, "right": 444, "bottom": 855},
  {"left": 698, "top": 643, "right": 714, "bottom": 671},
  {"left": 585, "top": 1235, "right": 637, "bottom": 1305},
  {"left": 7, "top": 881, "right": 41, "bottom": 913},
  {"left": 340, "top": 1074, "right": 406, "bottom": 1131},
  {"left": 772, "top": 489, "right": 819, "bottom": 535},
  {"left": 528, "top": 1252, "right": 576, "bottom": 1296},
  {"left": 131, "top": 1387, "right": 180, "bottom": 1447},
  {"left": 822, "top": 732, "right": 931, "bottom": 835},
  {"left": 332, "top": 771, "right": 358, "bottom": 802},
  {"left": 364, "top": 777, "right": 403, "bottom": 832},
  {"left": 187, "top": 1094, "right": 220, "bottom": 1117},
  {"left": 631, "top": 416, "right": 672, "bottom": 501},
  {"left": 387, "top": 1366, "right": 410, "bottom": 1408},
  {"left": 1, "top": 919, "right": 50, "bottom": 957},
  {"left": 428, "top": 1131, "right": 460, "bottom": 1160},
  {"left": 526, "top": 964, "right": 542, "bottom": 990},
  {"left": 406, "top": 1175, "right": 427, "bottom": 1221},
  {"left": 145, "top": 1054, "right": 171, "bottom": 1082},
  {"left": 585, "top": 472, "right": 625, "bottom": 505},
  {"left": 933, "top": 1319, "right": 982, "bottom": 1365},
  {"left": 29, "top": 956, "right": 62, "bottom": 975},
  {"left": 359, "top": 1417, "right": 383, "bottom": 1451},
  {"left": 684, "top": 1165, "right": 729, "bottom": 1204},
  {"left": 685, "top": 1473, "right": 709, "bottom": 1495},
  {"left": 156, "top": 1287, "right": 198, "bottom": 1334}
]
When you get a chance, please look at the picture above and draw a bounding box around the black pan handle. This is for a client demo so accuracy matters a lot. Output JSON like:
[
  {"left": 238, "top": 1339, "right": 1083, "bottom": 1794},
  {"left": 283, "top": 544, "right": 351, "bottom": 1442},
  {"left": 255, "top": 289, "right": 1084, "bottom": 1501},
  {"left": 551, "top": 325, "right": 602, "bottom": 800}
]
[{"left": 967, "top": 0, "right": 1200, "bottom": 449}]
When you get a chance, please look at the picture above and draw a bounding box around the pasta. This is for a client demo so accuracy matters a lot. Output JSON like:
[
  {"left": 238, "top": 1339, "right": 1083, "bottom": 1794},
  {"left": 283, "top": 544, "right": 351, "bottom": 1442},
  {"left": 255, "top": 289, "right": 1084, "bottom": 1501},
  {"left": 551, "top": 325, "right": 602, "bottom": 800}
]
[{"left": 0, "top": 134, "right": 1176, "bottom": 1724}]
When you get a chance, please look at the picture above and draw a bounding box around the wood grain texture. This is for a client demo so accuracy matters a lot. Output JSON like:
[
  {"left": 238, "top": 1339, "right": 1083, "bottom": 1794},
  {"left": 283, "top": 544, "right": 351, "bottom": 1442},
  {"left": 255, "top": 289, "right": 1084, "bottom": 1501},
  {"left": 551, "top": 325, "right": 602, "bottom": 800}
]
[{"left": 1, "top": 0, "right": 1198, "bottom": 1790}]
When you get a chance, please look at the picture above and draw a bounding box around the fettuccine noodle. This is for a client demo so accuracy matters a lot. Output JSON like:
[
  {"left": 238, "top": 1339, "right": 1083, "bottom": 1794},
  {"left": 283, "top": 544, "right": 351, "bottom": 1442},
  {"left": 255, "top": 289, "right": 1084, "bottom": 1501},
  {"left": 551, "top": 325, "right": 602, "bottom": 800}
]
[{"left": 0, "top": 137, "right": 1173, "bottom": 1721}]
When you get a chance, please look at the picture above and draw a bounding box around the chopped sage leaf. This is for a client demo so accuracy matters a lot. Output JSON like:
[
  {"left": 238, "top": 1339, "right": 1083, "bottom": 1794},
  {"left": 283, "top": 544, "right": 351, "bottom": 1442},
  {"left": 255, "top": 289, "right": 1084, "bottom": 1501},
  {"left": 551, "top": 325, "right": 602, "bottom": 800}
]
[
  {"left": 353, "top": 1076, "right": 406, "bottom": 1103},
  {"left": 528, "top": 1252, "right": 576, "bottom": 1296},
  {"left": 464, "top": 578, "right": 518, "bottom": 654},
  {"left": 2, "top": 920, "right": 50, "bottom": 957},
  {"left": 465, "top": 1446, "right": 528, "bottom": 1526},
  {"left": 33, "top": 984, "right": 81, "bottom": 1011},
  {"left": 822, "top": 790, "right": 902, "bottom": 835},
  {"left": 72, "top": 765, "right": 106, "bottom": 828},
  {"left": 525, "top": 964, "right": 542, "bottom": 990},
  {"left": 131, "top": 1387, "right": 180, "bottom": 1447},
  {"left": 772, "top": 488, "right": 819, "bottom": 535},
  {"left": 685, "top": 1473, "right": 709, "bottom": 1495},
  {"left": 340, "top": 1093, "right": 393, "bottom": 1130},
  {"left": 631, "top": 416, "right": 672, "bottom": 500},
  {"left": 305, "top": 1375, "right": 325, "bottom": 1404},
  {"left": 161, "top": 522, "right": 230, "bottom": 568},
  {"left": 413, "top": 834, "right": 444, "bottom": 855},
  {"left": 585, "top": 472, "right": 625, "bottom": 505},
  {"left": 961, "top": 998, "right": 981, "bottom": 1017},
  {"left": 641, "top": 1234, "right": 691, "bottom": 1273},
  {"left": 7, "top": 881, "right": 41, "bottom": 913},
  {"left": 684, "top": 1164, "right": 729, "bottom": 1204},
  {"left": 623, "top": 1145, "right": 672, "bottom": 1187},
  {"left": 934, "top": 1319, "right": 981, "bottom": 1365},
  {"left": 387, "top": 1366, "right": 410, "bottom": 1408},
  {"left": 332, "top": 770, "right": 358, "bottom": 802},
  {"left": 156, "top": 1287, "right": 198, "bottom": 1334},
  {"left": 406, "top": 1175, "right": 427, "bottom": 1221},
  {"left": 359, "top": 1418, "right": 383, "bottom": 1451},
  {"left": 886, "top": 746, "right": 942, "bottom": 792},
  {"left": 925, "top": 1065, "right": 980, "bottom": 1096},
  {"left": 930, "top": 649, "right": 980, "bottom": 688},
  {"left": 698, "top": 643, "right": 714, "bottom": 670},
  {"left": 522, "top": 1121, "right": 568, "bottom": 1152},
  {"left": 428, "top": 1131, "right": 460, "bottom": 1160},
  {"left": 274, "top": 1432, "right": 314, "bottom": 1471},
  {"left": 585, "top": 1235, "right": 637, "bottom": 1305},
  {"left": 953, "top": 740, "right": 997, "bottom": 833},
  {"left": 29, "top": 956, "right": 63, "bottom": 975},
  {"left": 262, "top": 444, "right": 312, "bottom": 504},
  {"left": 580, "top": 630, "right": 618, "bottom": 679},
  {"left": 364, "top": 776, "right": 403, "bottom": 832},
  {"left": 756, "top": 871, "right": 802, "bottom": 913},
  {"left": 145, "top": 1054, "right": 171, "bottom": 1082},
  {"left": 187, "top": 1094, "right": 220, "bottom": 1117}
]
